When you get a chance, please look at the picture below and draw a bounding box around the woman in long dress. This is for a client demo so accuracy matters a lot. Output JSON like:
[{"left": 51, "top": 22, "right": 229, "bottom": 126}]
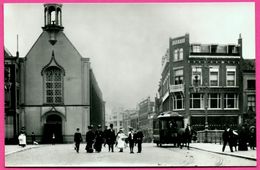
[{"left": 116, "top": 129, "right": 127, "bottom": 152}]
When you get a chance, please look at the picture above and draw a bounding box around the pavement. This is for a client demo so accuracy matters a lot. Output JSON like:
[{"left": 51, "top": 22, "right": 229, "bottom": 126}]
[
  {"left": 5, "top": 143, "right": 257, "bottom": 161},
  {"left": 190, "top": 143, "right": 256, "bottom": 161}
]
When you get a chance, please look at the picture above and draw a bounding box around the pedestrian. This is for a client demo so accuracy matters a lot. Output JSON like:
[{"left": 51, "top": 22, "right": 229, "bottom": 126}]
[
  {"left": 85, "top": 125, "right": 95, "bottom": 153},
  {"left": 103, "top": 125, "right": 109, "bottom": 147},
  {"left": 128, "top": 127, "right": 135, "bottom": 154},
  {"left": 230, "top": 130, "right": 238, "bottom": 151},
  {"left": 238, "top": 125, "right": 248, "bottom": 151},
  {"left": 18, "top": 131, "right": 27, "bottom": 147},
  {"left": 184, "top": 124, "right": 192, "bottom": 149},
  {"left": 31, "top": 132, "right": 38, "bottom": 145},
  {"left": 222, "top": 126, "right": 233, "bottom": 152},
  {"left": 249, "top": 126, "right": 256, "bottom": 150},
  {"left": 116, "top": 128, "right": 127, "bottom": 152},
  {"left": 74, "top": 128, "right": 82, "bottom": 153},
  {"left": 135, "top": 128, "right": 144, "bottom": 153},
  {"left": 94, "top": 125, "right": 104, "bottom": 153},
  {"left": 52, "top": 133, "right": 56, "bottom": 145},
  {"left": 191, "top": 126, "right": 197, "bottom": 142},
  {"left": 106, "top": 124, "right": 116, "bottom": 152}
]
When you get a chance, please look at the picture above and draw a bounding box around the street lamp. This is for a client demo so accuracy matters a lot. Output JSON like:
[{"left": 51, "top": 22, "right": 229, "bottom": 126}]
[{"left": 194, "top": 66, "right": 209, "bottom": 143}]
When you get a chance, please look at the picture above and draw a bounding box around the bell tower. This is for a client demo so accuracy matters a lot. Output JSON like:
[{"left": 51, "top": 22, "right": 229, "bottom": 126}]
[{"left": 42, "top": 4, "right": 64, "bottom": 45}]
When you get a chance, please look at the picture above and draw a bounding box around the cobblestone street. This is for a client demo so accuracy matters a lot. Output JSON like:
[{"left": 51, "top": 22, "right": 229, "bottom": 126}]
[{"left": 5, "top": 143, "right": 256, "bottom": 167}]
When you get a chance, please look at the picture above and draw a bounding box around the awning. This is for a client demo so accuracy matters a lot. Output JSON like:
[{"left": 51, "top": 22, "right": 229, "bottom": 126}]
[{"left": 157, "top": 111, "right": 183, "bottom": 119}]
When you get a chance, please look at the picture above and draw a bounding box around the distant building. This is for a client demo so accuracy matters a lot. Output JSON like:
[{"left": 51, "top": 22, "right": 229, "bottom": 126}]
[
  {"left": 4, "top": 48, "right": 21, "bottom": 144},
  {"left": 241, "top": 59, "right": 255, "bottom": 126},
  {"left": 122, "top": 109, "right": 133, "bottom": 132},
  {"left": 138, "top": 97, "right": 155, "bottom": 142},
  {"left": 130, "top": 110, "right": 139, "bottom": 131},
  {"left": 5, "top": 4, "right": 105, "bottom": 144},
  {"left": 107, "top": 107, "right": 124, "bottom": 133},
  {"left": 157, "top": 34, "right": 244, "bottom": 130}
]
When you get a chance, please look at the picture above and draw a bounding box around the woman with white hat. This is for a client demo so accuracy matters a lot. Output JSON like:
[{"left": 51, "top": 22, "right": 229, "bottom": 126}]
[{"left": 116, "top": 128, "right": 127, "bottom": 152}]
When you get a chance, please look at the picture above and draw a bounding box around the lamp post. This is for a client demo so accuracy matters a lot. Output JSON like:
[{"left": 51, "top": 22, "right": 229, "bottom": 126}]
[{"left": 194, "top": 66, "right": 209, "bottom": 143}]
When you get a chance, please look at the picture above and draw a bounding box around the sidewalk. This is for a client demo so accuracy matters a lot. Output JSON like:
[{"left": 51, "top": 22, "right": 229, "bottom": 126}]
[
  {"left": 5, "top": 145, "right": 42, "bottom": 156},
  {"left": 190, "top": 143, "right": 257, "bottom": 161}
]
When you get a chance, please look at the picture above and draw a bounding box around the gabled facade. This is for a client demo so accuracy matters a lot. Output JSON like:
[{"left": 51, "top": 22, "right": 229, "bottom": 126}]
[{"left": 17, "top": 4, "right": 104, "bottom": 143}]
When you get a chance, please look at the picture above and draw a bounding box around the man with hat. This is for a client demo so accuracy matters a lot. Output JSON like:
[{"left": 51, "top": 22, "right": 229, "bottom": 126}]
[
  {"left": 106, "top": 124, "right": 116, "bottom": 152},
  {"left": 85, "top": 125, "right": 95, "bottom": 153},
  {"left": 128, "top": 127, "right": 135, "bottom": 154},
  {"left": 135, "top": 127, "right": 144, "bottom": 153},
  {"left": 74, "top": 128, "right": 82, "bottom": 153},
  {"left": 94, "top": 125, "right": 103, "bottom": 153}
]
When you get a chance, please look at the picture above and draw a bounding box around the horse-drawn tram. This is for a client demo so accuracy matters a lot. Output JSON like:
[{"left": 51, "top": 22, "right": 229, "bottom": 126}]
[{"left": 153, "top": 111, "right": 184, "bottom": 147}]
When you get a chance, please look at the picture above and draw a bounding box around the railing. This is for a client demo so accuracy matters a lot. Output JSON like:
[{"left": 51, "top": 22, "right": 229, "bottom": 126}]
[{"left": 196, "top": 130, "right": 224, "bottom": 144}]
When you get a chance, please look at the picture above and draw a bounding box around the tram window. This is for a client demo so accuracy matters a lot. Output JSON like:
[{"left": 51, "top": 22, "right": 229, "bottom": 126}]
[{"left": 161, "top": 120, "right": 168, "bottom": 130}]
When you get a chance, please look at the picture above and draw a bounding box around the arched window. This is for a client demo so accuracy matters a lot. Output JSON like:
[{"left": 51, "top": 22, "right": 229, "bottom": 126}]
[{"left": 44, "top": 66, "right": 63, "bottom": 104}]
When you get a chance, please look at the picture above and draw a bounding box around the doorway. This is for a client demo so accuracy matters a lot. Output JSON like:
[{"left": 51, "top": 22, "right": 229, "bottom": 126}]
[{"left": 43, "top": 114, "right": 63, "bottom": 143}]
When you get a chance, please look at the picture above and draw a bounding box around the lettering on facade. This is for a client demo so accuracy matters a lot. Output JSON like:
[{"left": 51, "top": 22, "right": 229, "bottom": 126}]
[
  {"left": 171, "top": 38, "right": 185, "bottom": 46},
  {"left": 169, "top": 84, "right": 184, "bottom": 93}
]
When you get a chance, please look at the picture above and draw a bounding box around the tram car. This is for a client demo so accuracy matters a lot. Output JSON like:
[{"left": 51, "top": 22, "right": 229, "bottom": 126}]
[{"left": 153, "top": 111, "right": 184, "bottom": 146}]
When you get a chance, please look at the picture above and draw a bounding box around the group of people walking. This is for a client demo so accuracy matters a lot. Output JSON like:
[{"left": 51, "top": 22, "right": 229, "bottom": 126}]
[
  {"left": 222, "top": 125, "right": 256, "bottom": 152},
  {"left": 74, "top": 124, "right": 144, "bottom": 154}
]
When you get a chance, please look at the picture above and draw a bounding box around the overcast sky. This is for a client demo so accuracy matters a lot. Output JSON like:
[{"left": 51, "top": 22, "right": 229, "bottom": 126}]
[{"left": 4, "top": 3, "right": 255, "bottom": 111}]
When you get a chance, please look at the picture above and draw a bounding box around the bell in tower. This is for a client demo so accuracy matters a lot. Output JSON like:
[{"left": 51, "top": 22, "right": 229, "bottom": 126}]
[{"left": 42, "top": 4, "right": 64, "bottom": 45}]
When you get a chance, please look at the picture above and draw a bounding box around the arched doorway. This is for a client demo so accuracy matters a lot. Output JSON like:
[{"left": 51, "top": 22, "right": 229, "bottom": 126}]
[{"left": 43, "top": 114, "right": 63, "bottom": 143}]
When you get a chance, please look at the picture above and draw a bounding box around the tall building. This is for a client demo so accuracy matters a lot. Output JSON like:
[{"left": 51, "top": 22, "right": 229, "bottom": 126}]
[
  {"left": 157, "top": 34, "right": 243, "bottom": 131},
  {"left": 12, "top": 4, "right": 104, "bottom": 143}
]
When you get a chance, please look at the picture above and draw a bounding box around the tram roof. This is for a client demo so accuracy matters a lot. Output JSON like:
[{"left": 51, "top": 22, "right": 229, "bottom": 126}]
[{"left": 157, "top": 111, "right": 183, "bottom": 119}]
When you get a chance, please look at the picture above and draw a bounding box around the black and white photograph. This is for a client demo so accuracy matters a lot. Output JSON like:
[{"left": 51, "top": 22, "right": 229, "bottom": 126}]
[{"left": 4, "top": 2, "right": 256, "bottom": 167}]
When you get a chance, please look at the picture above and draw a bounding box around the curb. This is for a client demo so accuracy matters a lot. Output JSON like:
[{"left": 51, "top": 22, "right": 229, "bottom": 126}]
[
  {"left": 5, "top": 145, "right": 42, "bottom": 156},
  {"left": 190, "top": 146, "right": 256, "bottom": 161}
]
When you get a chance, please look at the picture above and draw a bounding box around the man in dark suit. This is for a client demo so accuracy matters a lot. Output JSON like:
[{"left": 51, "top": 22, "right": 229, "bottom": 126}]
[
  {"left": 222, "top": 125, "right": 233, "bottom": 152},
  {"left": 135, "top": 128, "right": 144, "bottom": 153},
  {"left": 94, "top": 125, "right": 103, "bottom": 153},
  {"left": 74, "top": 128, "right": 82, "bottom": 153},
  {"left": 106, "top": 124, "right": 116, "bottom": 152},
  {"left": 85, "top": 125, "right": 95, "bottom": 153},
  {"left": 128, "top": 127, "right": 135, "bottom": 154}
]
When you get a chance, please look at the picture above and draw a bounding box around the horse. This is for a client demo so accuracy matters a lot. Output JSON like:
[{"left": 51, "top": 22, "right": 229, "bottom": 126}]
[{"left": 177, "top": 127, "right": 192, "bottom": 149}]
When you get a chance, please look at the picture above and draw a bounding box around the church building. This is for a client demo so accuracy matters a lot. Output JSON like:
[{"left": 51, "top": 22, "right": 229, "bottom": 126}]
[{"left": 18, "top": 4, "right": 105, "bottom": 143}]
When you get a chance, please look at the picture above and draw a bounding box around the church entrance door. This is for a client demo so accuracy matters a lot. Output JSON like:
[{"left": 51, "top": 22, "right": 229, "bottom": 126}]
[{"left": 43, "top": 114, "right": 63, "bottom": 144}]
